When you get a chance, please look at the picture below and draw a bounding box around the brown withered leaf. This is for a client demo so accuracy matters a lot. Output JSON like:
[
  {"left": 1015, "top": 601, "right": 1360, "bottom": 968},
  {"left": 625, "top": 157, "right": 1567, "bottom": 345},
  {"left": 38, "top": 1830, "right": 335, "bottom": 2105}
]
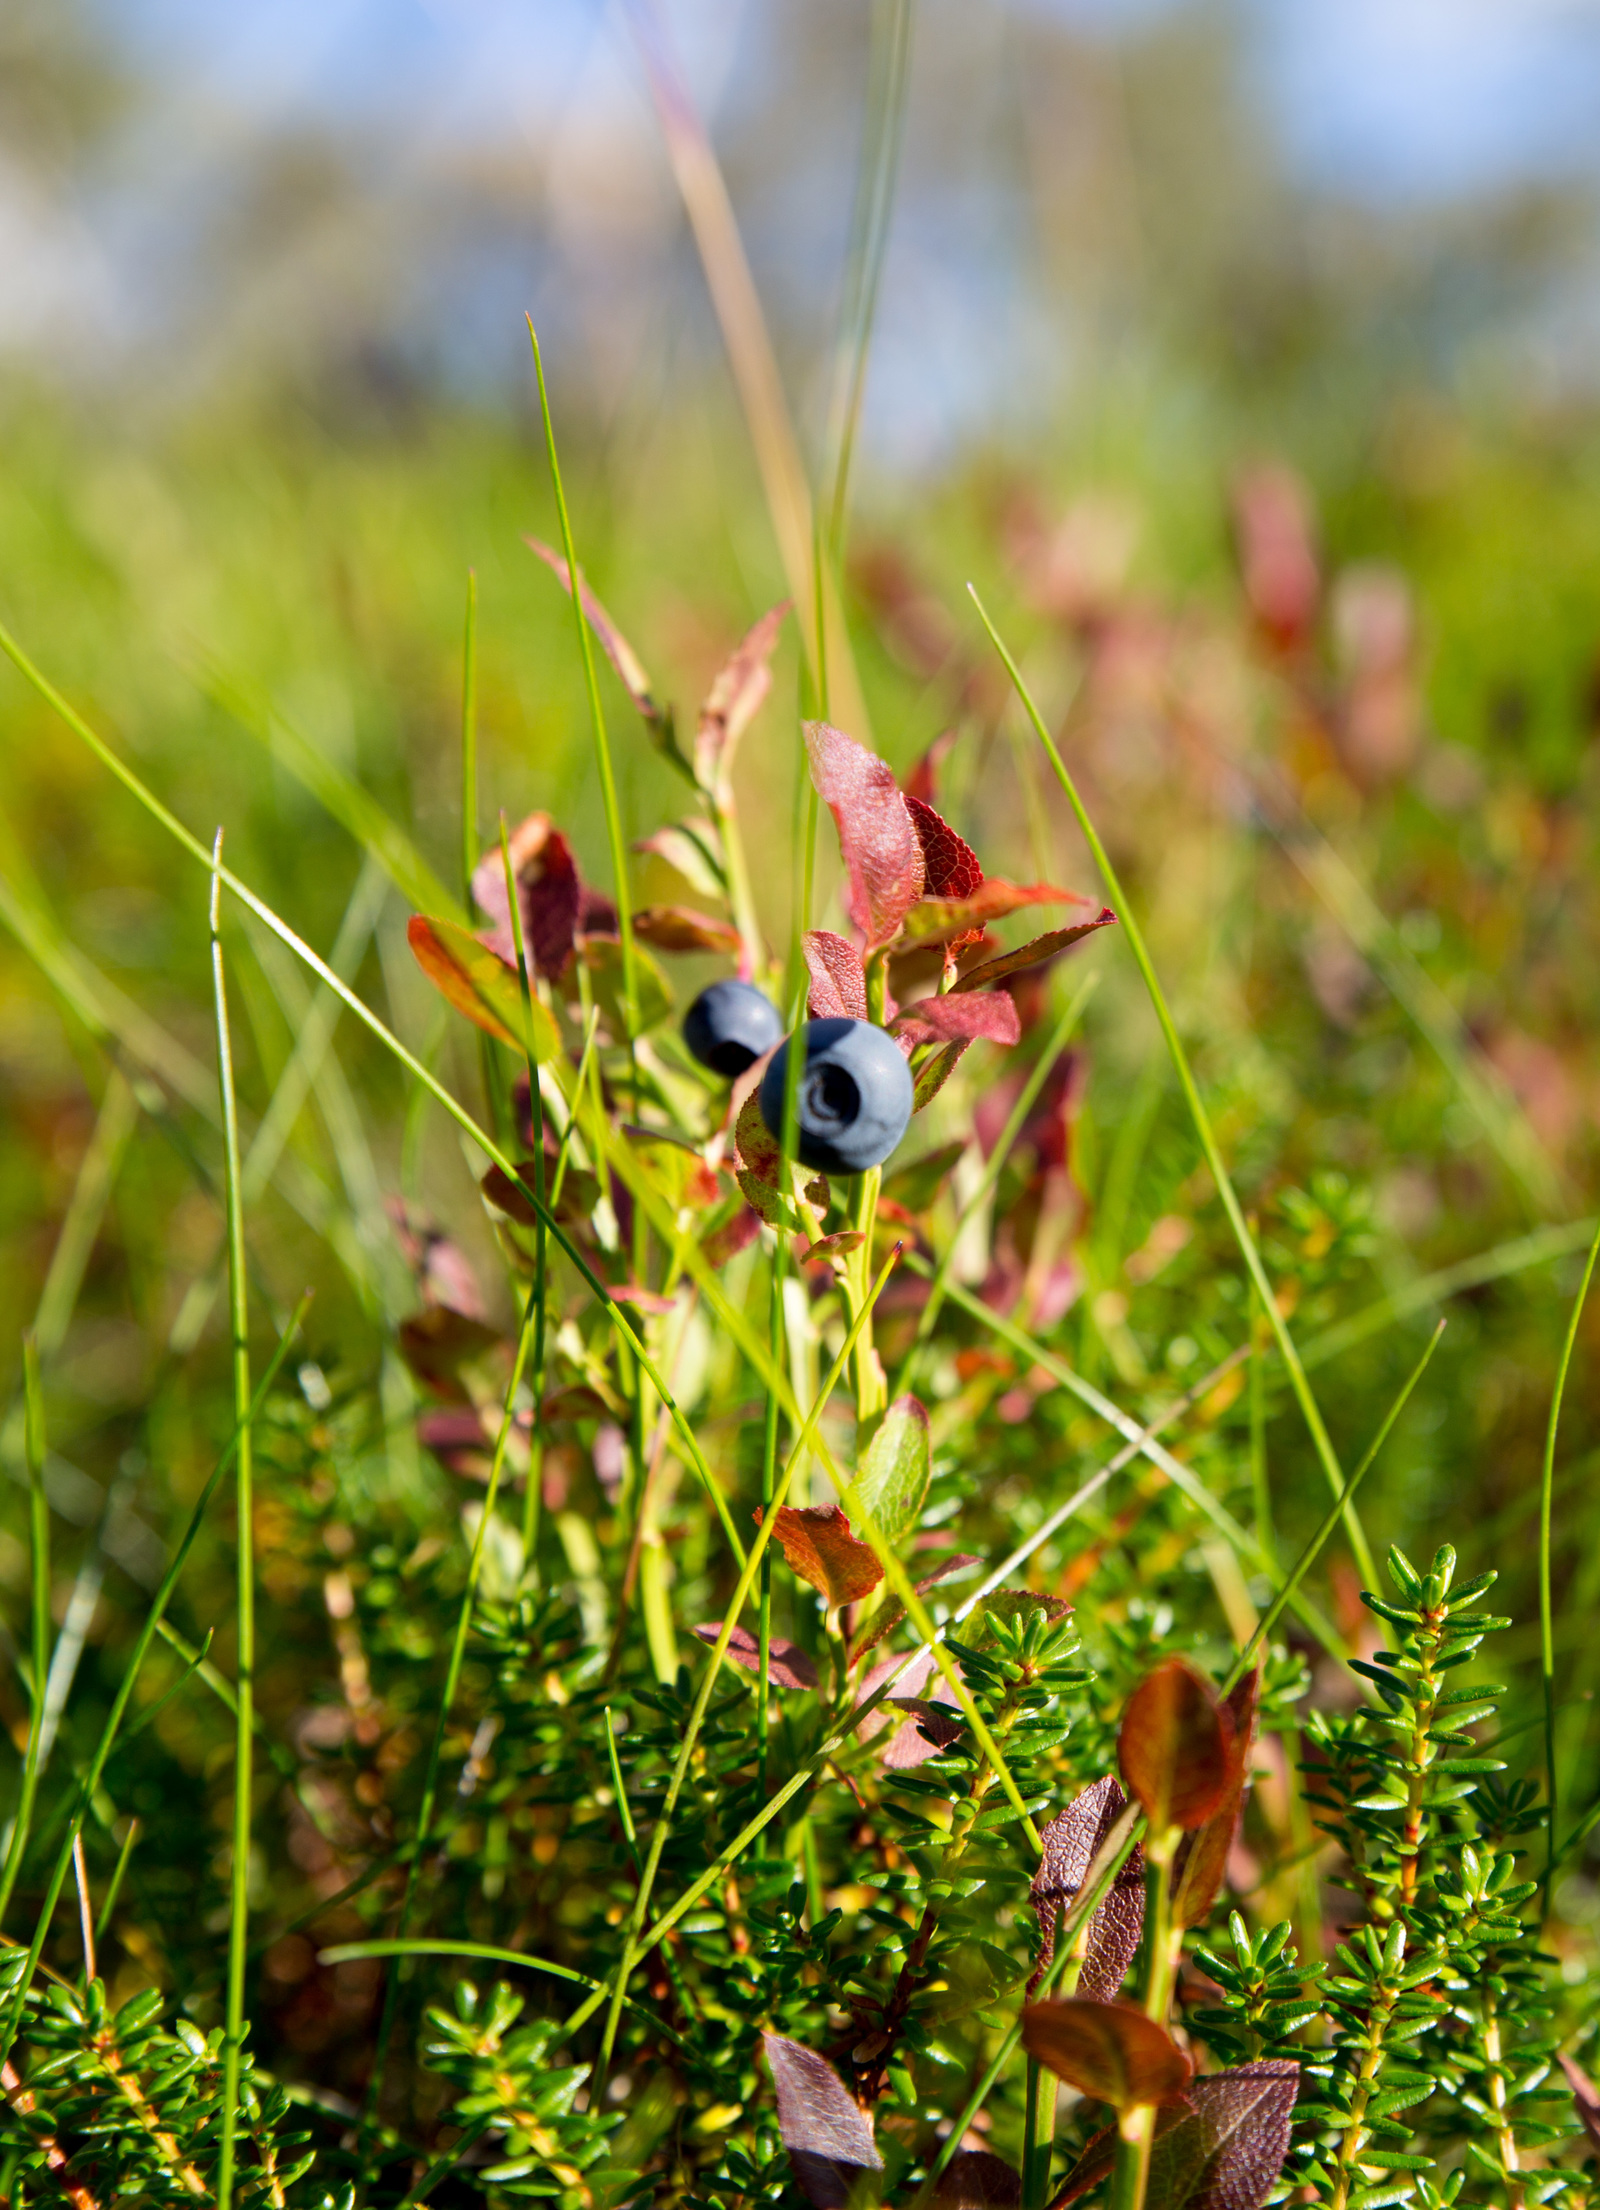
[
  {"left": 806, "top": 721, "right": 924, "bottom": 950},
  {"left": 951, "top": 914, "right": 1118, "bottom": 993},
  {"left": 1172, "top": 1666, "right": 1259, "bottom": 1930},
  {"left": 892, "top": 991, "right": 1021, "bottom": 1049},
  {"left": 1030, "top": 1776, "right": 1146, "bottom": 2003},
  {"left": 804, "top": 930, "right": 869, "bottom": 1021},
  {"left": 1054, "top": 2063, "right": 1298, "bottom": 2210},
  {"left": 1021, "top": 1999, "right": 1191, "bottom": 2114},
  {"left": 695, "top": 601, "right": 790, "bottom": 784},
  {"left": 631, "top": 904, "right": 742, "bottom": 954},
  {"left": 1559, "top": 2050, "right": 1600, "bottom": 2159},
  {"left": 762, "top": 2032, "right": 883, "bottom": 2209},
  {"left": 764, "top": 1503, "right": 884, "bottom": 1609},
  {"left": 931, "top": 2151, "right": 1020, "bottom": 2206},
  {"left": 905, "top": 793, "right": 983, "bottom": 899},
  {"left": 694, "top": 1622, "right": 818, "bottom": 1691},
  {"left": 1119, "top": 1657, "right": 1236, "bottom": 1835},
  {"left": 900, "top": 878, "right": 1094, "bottom": 945}
]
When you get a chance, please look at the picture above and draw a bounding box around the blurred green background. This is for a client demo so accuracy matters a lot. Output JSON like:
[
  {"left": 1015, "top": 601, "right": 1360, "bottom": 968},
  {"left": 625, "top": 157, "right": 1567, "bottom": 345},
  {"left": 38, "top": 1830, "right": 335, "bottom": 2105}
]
[{"left": 8, "top": 0, "right": 1600, "bottom": 2043}]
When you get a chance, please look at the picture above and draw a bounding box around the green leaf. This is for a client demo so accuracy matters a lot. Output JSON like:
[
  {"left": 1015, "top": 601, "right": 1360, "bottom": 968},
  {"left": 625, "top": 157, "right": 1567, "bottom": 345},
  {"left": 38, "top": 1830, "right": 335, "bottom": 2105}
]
[{"left": 847, "top": 1394, "right": 931, "bottom": 1544}]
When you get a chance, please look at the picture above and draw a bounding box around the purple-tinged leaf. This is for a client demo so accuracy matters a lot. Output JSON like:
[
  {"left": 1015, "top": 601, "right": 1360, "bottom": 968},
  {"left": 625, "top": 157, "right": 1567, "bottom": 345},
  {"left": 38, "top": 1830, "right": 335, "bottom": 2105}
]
[
  {"left": 892, "top": 992, "right": 1021, "bottom": 1050},
  {"left": 525, "top": 537, "right": 661, "bottom": 722},
  {"left": 1173, "top": 1667, "right": 1260, "bottom": 1931},
  {"left": 804, "top": 930, "right": 870, "bottom": 1021},
  {"left": 763, "top": 2032, "right": 883, "bottom": 2208},
  {"left": 763, "top": 1503, "right": 884, "bottom": 1609},
  {"left": 694, "top": 1623, "right": 818, "bottom": 1691},
  {"left": 800, "top": 1230, "right": 865, "bottom": 1264},
  {"left": 951, "top": 914, "right": 1117, "bottom": 993},
  {"left": 805, "top": 721, "right": 925, "bottom": 950},
  {"left": 695, "top": 601, "right": 790, "bottom": 784},
  {"left": 631, "top": 904, "right": 742, "bottom": 954},
  {"left": 903, "top": 729, "right": 958, "bottom": 806},
  {"left": 471, "top": 811, "right": 586, "bottom": 982},
  {"left": 905, "top": 793, "right": 983, "bottom": 900},
  {"left": 701, "top": 1202, "right": 763, "bottom": 1267},
  {"left": 933, "top": 2152, "right": 1021, "bottom": 2207},
  {"left": 1120, "top": 1658, "right": 1236, "bottom": 1836},
  {"left": 388, "top": 1199, "right": 487, "bottom": 1319},
  {"left": 901, "top": 878, "right": 1097, "bottom": 945},
  {"left": 1054, "top": 2063, "right": 1299, "bottom": 2210},
  {"left": 1022, "top": 1999, "right": 1191, "bottom": 2114},
  {"left": 397, "top": 1307, "right": 508, "bottom": 1404},
  {"left": 1560, "top": 2051, "right": 1600, "bottom": 2159},
  {"left": 883, "top": 1698, "right": 965, "bottom": 1762},
  {"left": 1030, "top": 1776, "right": 1146, "bottom": 2003}
]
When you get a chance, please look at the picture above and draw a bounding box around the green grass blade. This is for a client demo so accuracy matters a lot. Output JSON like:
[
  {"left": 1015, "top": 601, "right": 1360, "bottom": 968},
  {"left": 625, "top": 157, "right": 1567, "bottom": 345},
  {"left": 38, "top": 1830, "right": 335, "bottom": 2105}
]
[
  {"left": 1541, "top": 1217, "right": 1600, "bottom": 1906},
  {"left": 461, "top": 570, "right": 479, "bottom": 905},
  {"left": 0, "top": 1335, "right": 52, "bottom": 1926},
  {"left": 212, "top": 834, "right": 255, "bottom": 2210},
  {"left": 969, "top": 585, "right": 1375, "bottom": 1586}
]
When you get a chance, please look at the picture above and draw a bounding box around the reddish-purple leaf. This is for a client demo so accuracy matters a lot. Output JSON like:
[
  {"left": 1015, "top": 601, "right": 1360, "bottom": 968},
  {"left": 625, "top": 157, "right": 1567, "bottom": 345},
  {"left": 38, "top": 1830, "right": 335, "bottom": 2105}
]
[
  {"left": 1055, "top": 2064, "right": 1299, "bottom": 2210},
  {"left": 804, "top": 930, "right": 869, "bottom": 1021},
  {"left": 525, "top": 537, "right": 663, "bottom": 723},
  {"left": 700, "top": 1202, "right": 763, "bottom": 1267},
  {"left": 388, "top": 1199, "right": 487, "bottom": 1319},
  {"left": 1173, "top": 1666, "right": 1259, "bottom": 1930},
  {"left": 734, "top": 1083, "right": 783, "bottom": 1189},
  {"left": 1022, "top": 1999, "right": 1192, "bottom": 2114},
  {"left": 764, "top": 1503, "right": 884, "bottom": 1609},
  {"left": 1560, "top": 2051, "right": 1600, "bottom": 2159},
  {"left": 892, "top": 992, "right": 1021, "bottom": 1049},
  {"left": 932, "top": 2151, "right": 1021, "bottom": 2206},
  {"left": 800, "top": 1230, "right": 865, "bottom": 1264},
  {"left": 903, "top": 729, "right": 957, "bottom": 806},
  {"left": 805, "top": 721, "right": 925, "bottom": 950},
  {"left": 901, "top": 878, "right": 1096, "bottom": 945},
  {"left": 471, "top": 812, "right": 585, "bottom": 982},
  {"left": 417, "top": 1406, "right": 492, "bottom": 1480},
  {"left": 695, "top": 601, "right": 790, "bottom": 783},
  {"left": 905, "top": 793, "right": 983, "bottom": 900},
  {"left": 631, "top": 904, "right": 742, "bottom": 954},
  {"left": 1031, "top": 1776, "right": 1146, "bottom": 2003},
  {"left": 694, "top": 1623, "right": 818, "bottom": 1691},
  {"left": 951, "top": 914, "right": 1118, "bottom": 993},
  {"left": 397, "top": 1307, "right": 508, "bottom": 1403},
  {"left": 884, "top": 1697, "right": 966, "bottom": 1759},
  {"left": 763, "top": 2032, "right": 883, "bottom": 2209},
  {"left": 912, "top": 1039, "right": 969, "bottom": 1111},
  {"left": 1119, "top": 1658, "right": 1236, "bottom": 1836}
]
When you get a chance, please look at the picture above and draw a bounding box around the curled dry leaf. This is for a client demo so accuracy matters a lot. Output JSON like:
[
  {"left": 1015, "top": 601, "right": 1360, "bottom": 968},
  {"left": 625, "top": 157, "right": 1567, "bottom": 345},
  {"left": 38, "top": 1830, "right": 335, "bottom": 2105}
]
[
  {"left": 848, "top": 1394, "right": 931, "bottom": 1545},
  {"left": 805, "top": 721, "right": 925, "bottom": 950},
  {"left": 762, "top": 2032, "right": 882, "bottom": 2210},
  {"left": 1030, "top": 1775, "right": 1146, "bottom": 2003},
  {"left": 695, "top": 600, "right": 790, "bottom": 786},
  {"left": 1119, "top": 1657, "right": 1236, "bottom": 1835},
  {"left": 899, "top": 877, "right": 1094, "bottom": 945},
  {"left": 905, "top": 793, "right": 983, "bottom": 900},
  {"left": 693, "top": 1622, "right": 818, "bottom": 1691},
  {"left": 804, "top": 930, "right": 869, "bottom": 1021},
  {"left": 1054, "top": 2062, "right": 1299, "bottom": 2210},
  {"left": 1021, "top": 1998, "right": 1192, "bottom": 2114},
  {"left": 1172, "top": 1666, "right": 1259, "bottom": 1930},
  {"left": 407, "top": 916, "right": 562, "bottom": 1061},
  {"left": 931, "top": 2150, "right": 1021, "bottom": 2206},
  {"left": 763, "top": 1503, "right": 884, "bottom": 1609},
  {"left": 951, "top": 913, "right": 1118, "bottom": 993},
  {"left": 892, "top": 991, "right": 1021, "bottom": 1049},
  {"left": 630, "top": 904, "right": 742, "bottom": 954}
]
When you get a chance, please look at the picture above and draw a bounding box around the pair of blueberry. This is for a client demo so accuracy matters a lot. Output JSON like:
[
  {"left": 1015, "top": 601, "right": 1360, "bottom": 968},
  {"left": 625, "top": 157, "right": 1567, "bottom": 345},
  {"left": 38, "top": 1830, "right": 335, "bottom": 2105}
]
[{"left": 683, "top": 979, "right": 912, "bottom": 1176}]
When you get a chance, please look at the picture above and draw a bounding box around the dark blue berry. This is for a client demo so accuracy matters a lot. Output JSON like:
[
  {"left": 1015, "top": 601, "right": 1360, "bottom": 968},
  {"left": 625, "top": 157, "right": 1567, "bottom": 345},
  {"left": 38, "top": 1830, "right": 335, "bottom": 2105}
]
[
  {"left": 758, "top": 1018, "right": 913, "bottom": 1176},
  {"left": 682, "top": 978, "right": 784, "bottom": 1078}
]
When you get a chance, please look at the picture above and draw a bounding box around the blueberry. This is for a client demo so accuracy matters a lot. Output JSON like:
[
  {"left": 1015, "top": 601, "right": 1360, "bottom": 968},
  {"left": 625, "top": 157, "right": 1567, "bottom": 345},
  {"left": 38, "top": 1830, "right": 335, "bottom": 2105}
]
[
  {"left": 682, "top": 978, "right": 784, "bottom": 1078},
  {"left": 758, "top": 1018, "right": 913, "bottom": 1176}
]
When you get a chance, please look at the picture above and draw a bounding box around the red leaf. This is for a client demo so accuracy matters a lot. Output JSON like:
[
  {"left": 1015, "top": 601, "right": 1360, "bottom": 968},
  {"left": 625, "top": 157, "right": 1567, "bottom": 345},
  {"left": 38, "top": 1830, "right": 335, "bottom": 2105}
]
[
  {"left": 471, "top": 812, "right": 585, "bottom": 981},
  {"left": 764, "top": 1503, "right": 884, "bottom": 1609},
  {"left": 1173, "top": 1667, "right": 1259, "bottom": 1930},
  {"left": 905, "top": 793, "right": 983, "bottom": 900},
  {"left": 1055, "top": 2063, "right": 1299, "bottom": 2210},
  {"left": 1021, "top": 1999, "right": 1192, "bottom": 2114},
  {"left": 800, "top": 1230, "right": 865, "bottom": 1264},
  {"left": 762, "top": 2033, "right": 882, "bottom": 2208},
  {"left": 694, "top": 1622, "right": 818, "bottom": 1691},
  {"left": 631, "top": 904, "right": 742, "bottom": 954},
  {"left": 884, "top": 1697, "right": 965, "bottom": 1759},
  {"left": 407, "top": 914, "right": 562, "bottom": 1058},
  {"left": 1030, "top": 1777, "right": 1146, "bottom": 2004},
  {"left": 1119, "top": 1659, "right": 1236, "bottom": 1835},
  {"left": 932, "top": 2151, "right": 1020, "bottom": 2206},
  {"left": 700, "top": 1203, "right": 763, "bottom": 1268},
  {"left": 951, "top": 913, "right": 1118, "bottom": 992},
  {"left": 901, "top": 878, "right": 1095, "bottom": 945},
  {"left": 525, "top": 538, "right": 663, "bottom": 723},
  {"left": 695, "top": 601, "right": 790, "bottom": 783},
  {"left": 893, "top": 992, "right": 1021, "bottom": 1049},
  {"left": 805, "top": 721, "right": 925, "bottom": 950},
  {"left": 804, "top": 930, "right": 869, "bottom": 1021},
  {"left": 904, "top": 729, "right": 958, "bottom": 807}
]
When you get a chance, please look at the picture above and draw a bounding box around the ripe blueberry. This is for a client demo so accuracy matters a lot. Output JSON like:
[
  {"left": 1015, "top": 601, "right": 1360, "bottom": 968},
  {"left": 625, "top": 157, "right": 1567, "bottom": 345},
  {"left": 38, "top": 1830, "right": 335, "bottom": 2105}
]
[
  {"left": 758, "top": 1017, "right": 913, "bottom": 1176},
  {"left": 682, "top": 978, "right": 784, "bottom": 1078}
]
